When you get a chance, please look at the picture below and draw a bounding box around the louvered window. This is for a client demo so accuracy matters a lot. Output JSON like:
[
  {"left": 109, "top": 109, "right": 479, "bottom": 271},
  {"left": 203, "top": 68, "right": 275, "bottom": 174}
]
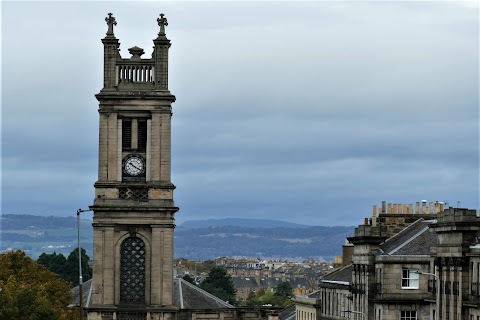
[
  {"left": 138, "top": 120, "right": 147, "bottom": 151},
  {"left": 122, "top": 119, "right": 132, "bottom": 149}
]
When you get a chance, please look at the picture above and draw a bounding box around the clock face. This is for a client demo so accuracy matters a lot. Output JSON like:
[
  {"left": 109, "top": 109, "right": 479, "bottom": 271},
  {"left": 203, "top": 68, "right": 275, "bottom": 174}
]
[{"left": 123, "top": 156, "right": 145, "bottom": 176}]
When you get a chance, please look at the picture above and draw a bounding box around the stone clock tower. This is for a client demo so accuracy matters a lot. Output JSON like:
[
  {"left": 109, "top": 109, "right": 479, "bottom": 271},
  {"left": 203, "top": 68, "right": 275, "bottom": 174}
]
[{"left": 87, "top": 13, "right": 178, "bottom": 320}]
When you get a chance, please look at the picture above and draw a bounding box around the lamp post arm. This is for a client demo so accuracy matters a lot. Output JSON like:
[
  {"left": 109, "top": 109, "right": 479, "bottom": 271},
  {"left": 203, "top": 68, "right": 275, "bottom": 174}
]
[
  {"left": 343, "top": 310, "right": 366, "bottom": 320},
  {"left": 413, "top": 270, "right": 438, "bottom": 281}
]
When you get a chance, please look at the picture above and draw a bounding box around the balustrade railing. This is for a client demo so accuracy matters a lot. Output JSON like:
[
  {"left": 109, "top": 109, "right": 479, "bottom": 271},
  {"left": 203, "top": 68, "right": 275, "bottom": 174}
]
[{"left": 116, "top": 60, "right": 155, "bottom": 84}]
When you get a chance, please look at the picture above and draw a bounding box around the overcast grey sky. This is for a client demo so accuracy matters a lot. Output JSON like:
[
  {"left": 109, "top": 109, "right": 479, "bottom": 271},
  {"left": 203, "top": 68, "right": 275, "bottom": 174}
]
[{"left": 1, "top": 1, "right": 479, "bottom": 226}]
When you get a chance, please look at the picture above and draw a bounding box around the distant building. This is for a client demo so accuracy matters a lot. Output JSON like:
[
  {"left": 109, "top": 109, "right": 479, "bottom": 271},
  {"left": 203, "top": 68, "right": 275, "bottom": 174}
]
[{"left": 233, "top": 276, "right": 312, "bottom": 302}]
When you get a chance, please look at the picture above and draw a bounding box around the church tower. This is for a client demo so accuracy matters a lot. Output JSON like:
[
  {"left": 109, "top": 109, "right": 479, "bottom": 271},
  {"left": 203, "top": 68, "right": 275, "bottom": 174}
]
[{"left": 87, "top": 13, "right": 178, "bottom": 320}]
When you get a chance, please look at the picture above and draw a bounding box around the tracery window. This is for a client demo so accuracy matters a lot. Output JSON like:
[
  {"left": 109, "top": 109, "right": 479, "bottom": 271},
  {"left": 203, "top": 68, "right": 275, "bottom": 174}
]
[{"left": 120, "top": 236, "right": 146, "bottom": 303}]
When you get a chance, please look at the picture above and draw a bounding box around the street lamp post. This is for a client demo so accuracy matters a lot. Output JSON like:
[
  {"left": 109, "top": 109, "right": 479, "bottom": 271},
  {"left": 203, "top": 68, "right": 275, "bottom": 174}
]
[
  {"left": 77, "top": 208, "right": 92, "bottom": 320},
  {"left": 343, "top": 310, "right": 366, "bottom": 320},
  {"left": 413, "top": 270, "right": 439, "bottom": 320}
]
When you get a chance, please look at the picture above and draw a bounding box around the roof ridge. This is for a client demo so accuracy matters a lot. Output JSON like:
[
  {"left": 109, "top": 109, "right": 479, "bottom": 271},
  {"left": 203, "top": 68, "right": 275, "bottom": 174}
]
[
  {"left": 381, "top": 218, "right": 425, "bottom": 245},
  {"left": 324, "top": 263, "right": 352, "bottom": 278},
  {"left": 175, "top": 278, "right": 185, "bottom": 309},
  {"left": 388, "top": 225, "right": 430, "bottom": 255},
  {"left": 178, "top": 278, "right": 235, "bottom": 308}
]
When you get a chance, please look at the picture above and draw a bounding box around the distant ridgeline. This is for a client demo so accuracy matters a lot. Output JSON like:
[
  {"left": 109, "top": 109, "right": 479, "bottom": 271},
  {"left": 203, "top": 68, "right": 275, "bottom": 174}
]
[
  {"left": 0, "top": 214, "right": 354, "bottom": 260},
  {"left": 0, "top": 214, "right": 94, "bottom": 259}
]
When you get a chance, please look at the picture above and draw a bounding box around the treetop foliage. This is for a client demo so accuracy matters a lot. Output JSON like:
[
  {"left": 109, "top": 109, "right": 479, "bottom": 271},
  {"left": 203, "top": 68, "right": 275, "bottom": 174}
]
[
  {"left": 241, "top": 281, "right": 294, "bottom": 308},
  {"left": 37, "top": 248, "right": 91, "bottom": 286},
  {"left": 199, "top": 266, "right": 237, "bottom": 304},
  {"left": 0, "top": 250, "right": 78, "bottom": 320}
]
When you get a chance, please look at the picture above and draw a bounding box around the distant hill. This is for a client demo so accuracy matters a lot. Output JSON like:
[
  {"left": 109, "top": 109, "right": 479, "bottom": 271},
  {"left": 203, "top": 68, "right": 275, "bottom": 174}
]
[
  {"left": 0, "top": 214, "right": 93, "bottom": 258},
  {"left": 180, "top": 218, "right": 311, "bottom": 229},
  {"left": 174, "top": 225, "right": 354, "bottom": 260},
  {"left": 1, "top": 214, "right": 355, "bottom": 260}
]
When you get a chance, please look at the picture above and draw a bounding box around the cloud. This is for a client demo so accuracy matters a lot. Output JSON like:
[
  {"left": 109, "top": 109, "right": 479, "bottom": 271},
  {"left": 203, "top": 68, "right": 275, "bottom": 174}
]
[{"left": 2, "top": 1, "right": 478, "bottom": 226}]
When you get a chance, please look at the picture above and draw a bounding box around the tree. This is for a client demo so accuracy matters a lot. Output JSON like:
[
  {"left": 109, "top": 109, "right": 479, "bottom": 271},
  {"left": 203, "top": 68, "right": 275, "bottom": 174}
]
[
  {"left": 183, "top": 274, "right": 195, "bottom": 284},
  {"left": 199, "top": 266, "right": 236, "bottom": 304},
  {"left": 37, "top": 248, "right": 91, "bottom": 286},
  {"left": 64, "top": 248, "right": 92, "bottom": 285},
  {"left": 0, "top": 250, "right": 78, "bottom": 320},
  {"left": 242, "top": 282, "right": 294, "bottom": 307},
  {"left": 37, "top": 252, "right": 67, "bottom": 276},
  {"left": 274, "top": 282, "right": 294, "bottom": 307}
]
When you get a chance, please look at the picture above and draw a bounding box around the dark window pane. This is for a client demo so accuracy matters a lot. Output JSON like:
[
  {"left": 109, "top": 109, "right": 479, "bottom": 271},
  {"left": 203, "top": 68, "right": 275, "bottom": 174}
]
[
  {"left": 138, "top": 120, "right": 147, "bottom": 152},
  {"left": 122, "top": 119, "right": 132, "bottom": 149}
]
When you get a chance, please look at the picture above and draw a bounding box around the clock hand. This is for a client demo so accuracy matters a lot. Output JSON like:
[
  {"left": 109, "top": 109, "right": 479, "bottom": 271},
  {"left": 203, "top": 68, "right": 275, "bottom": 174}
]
[{"left": 130, "top": 163, "right": 141, "bottom": 171}]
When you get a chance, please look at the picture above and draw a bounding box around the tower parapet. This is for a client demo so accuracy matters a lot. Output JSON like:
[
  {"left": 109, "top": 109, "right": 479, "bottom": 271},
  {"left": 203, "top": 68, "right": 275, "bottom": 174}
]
[{"left": 100, "top": 13, "right": 172, "bottom": 92}]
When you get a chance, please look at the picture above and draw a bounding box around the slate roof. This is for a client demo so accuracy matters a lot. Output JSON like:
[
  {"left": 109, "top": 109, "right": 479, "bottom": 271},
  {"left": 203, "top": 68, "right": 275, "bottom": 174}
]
[
  {"left": 379, "top": 219, "right": 437, "bottom": 256},
  {"left": 233, "top": 277, "right": 258, "bottom": 287},
  {"left": 322, "top": 264, "right": 352, "bottom": 284},
  {"left": 68, "top": 279, "right": 92, "bottom": 308},
  {"left": 279, "top": 305, "right": 296, "bottom": 320},
  {"left": 260, "top": 277, "right": 309, "bottom": 289},
  {"left": 71, "top": 278, "right": 234, "bottom": 309},
  {"left": 306, "top": 290, "right": 321, "bottom": 299},
  {"left": 173, "top": 278, "right": 235, "bottom": 308},
  {"left": 232, "top": 277, "right": 310, "bottom": 289}
]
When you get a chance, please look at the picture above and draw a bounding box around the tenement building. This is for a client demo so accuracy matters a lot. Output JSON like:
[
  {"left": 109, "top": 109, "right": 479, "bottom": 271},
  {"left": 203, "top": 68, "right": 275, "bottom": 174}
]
[{"left": 294, "top": 201, "right": 480, "bottom": 320}]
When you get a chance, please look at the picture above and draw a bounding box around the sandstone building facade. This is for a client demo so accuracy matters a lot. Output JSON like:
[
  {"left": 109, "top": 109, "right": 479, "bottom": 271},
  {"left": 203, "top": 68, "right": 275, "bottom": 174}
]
[
  {"left": 294, "top": 202, "right": 480, "bottom": 320},
  {"left": 87, "top": 12, "right": 178, "bottom": 320}
]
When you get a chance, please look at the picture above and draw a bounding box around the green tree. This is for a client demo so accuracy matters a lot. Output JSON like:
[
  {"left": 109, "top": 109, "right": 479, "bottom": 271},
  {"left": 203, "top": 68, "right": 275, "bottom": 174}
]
[
  {"left": 37, "top": 252, "right": 67, "bottom": 276},
  {"left": 183, "top": 274, "right": 195, "bottom": 284},
  {"left": 241, "top": 291, "right": 261, "bottom": 306},
  {"left": 64, "top": 248, "right": 92, "bottom": 285},
  {"left": 37, "top": 248, "right": 91, "bottom": 286},
  {"left": 199, "top": 266, "right": 236, "bottom": 304},
  {"left": 274, "top": 282, "right": 294, "bottom": 307},
  {"left": 255, "top": 287, "right": 265, "bottom": 298},
  {"left": 0, "top": 250, "right": 78, "bottom": 320}
]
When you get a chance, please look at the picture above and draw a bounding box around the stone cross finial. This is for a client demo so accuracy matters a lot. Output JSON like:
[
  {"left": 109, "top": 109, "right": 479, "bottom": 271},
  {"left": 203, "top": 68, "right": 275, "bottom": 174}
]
[
  {"left": 105, "top": 13, "right": 117, "bottom": 36},
  {"left": 157, "top": 13, "right": 168, "bottom": 37}
]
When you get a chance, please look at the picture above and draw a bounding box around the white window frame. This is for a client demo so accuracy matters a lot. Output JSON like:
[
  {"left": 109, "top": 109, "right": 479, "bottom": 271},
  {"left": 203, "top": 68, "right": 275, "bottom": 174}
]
[
  {"left": 401, "top": 269, "right": 419, "bottom": 289},
  {"left": 400, "top": 311, "right": 417, "bottom": 320}
]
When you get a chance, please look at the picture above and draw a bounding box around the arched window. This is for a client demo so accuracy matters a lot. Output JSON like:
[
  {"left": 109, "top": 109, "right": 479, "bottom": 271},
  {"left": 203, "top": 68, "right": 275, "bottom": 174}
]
[{"left": 120, "top": 236, "right": 146, "bottom": 303}]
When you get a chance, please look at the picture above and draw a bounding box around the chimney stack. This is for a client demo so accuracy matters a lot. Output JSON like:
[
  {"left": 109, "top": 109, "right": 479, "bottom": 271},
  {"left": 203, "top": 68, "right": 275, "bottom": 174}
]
[
  {"left": 372, "top": 205, "right": 378, "bottom": 226},
  {"left": 421, "top": 200, "right": 427, "bottom": 214}
]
